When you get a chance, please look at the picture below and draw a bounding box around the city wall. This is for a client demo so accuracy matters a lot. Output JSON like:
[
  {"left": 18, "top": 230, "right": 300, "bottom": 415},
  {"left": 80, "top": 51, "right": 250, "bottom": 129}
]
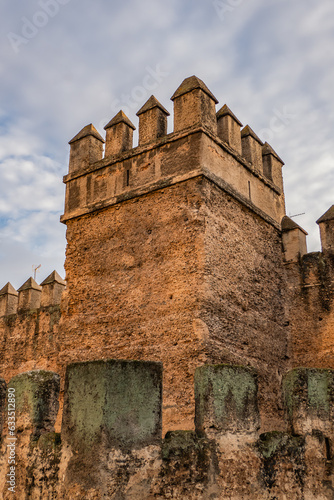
[{"left": 0, "top": 76, "right": 334, "bottom": 498}]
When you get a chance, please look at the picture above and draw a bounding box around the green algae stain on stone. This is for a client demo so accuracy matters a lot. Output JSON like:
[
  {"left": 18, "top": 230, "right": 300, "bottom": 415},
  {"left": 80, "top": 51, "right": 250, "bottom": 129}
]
[
  {"left": 195, "top": 364, "right": 259, "bottom": 433},
  {"left": 64, "top": 361, "right": 107, "bottom": 447},
  {"left": 283, "top": 368, "right": 334, "bottom": 418},
  {"left": 283, "top": 368, "right": 334, "bottom": 435},
  {"left": 63, "top": 359, "right": 162, "bottom": 451},
  {"left": 103, "top": 360, "right": 162, "bottom": 447},
  {"left": 9, "top": 370, "right": 60, "bottom": 438},
  {"left": 308, "top": 370, "right": 331, "bottom": 412}
]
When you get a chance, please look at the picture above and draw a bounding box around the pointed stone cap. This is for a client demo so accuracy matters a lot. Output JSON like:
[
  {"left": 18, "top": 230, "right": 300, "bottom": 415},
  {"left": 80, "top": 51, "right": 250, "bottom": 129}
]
[
  {"left": 317, "top": 205, "right": 334, "bottom": 224},
  {"left": 104, "top": 111, "right": 136, "bottom": 130},
  {"left": 171, "top": 76, "right": 218, "bottom": 104},
  {"left": 69, "top": 124, "right": 104, "bottom": 144},
  {"left": 0, "top": 283, "right": 18, "bottom": 297},
  {"left": 241, "top": 125, "right": 263, "bottom": 145},
  {"left": 216, "top": 104, "right": 243, "bottom": 126},
  {"left": 18, "top": 277, "right": 42, "bottom": 292},
  {"left": 41, "top": 271, "right": 66, "bottom": 286},
  {"left": 262, "top": 142, "right": 284, "bottom": 164},
  {"left": 282, "top": 216, "right": 308, "bottom": 235},
  {"left": 137, "top": 95, "right": 170, "bottom": 116}
]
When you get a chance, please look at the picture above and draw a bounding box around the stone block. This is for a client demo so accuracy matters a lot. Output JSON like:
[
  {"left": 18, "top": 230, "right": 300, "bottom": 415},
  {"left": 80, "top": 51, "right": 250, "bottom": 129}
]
[
  {"left": 171, "top": 75, "right": 218, "bottom": 134},
  {"left": 262, "top": 142, "right": 284, "bottom": 190},
  {"left": 40, "top": 270, "right": 66, "bottom": 307},
  {"left": 9, "top": 370, "right": 60, "bottom": 439},
  {"left": 195, "top": 364, "right": 260, "bottom": 435},
  {"left": 62, "top": 359, "right": 163, "bottom": 451},
  {"left": 257, "top": 432, "right": 306, "bottom": 497},
  {"left": 216, "top": 104, "right": 243, "bottom": 154},
  {"left": 0, "top": 283, "right": 18, "bottom": 316},
  {"left": 317, "top": 205, "right": 334, "bottom": 253},
  {"left": 137, "top": 95, "right": 169, "bottom": 145},
  {"left": 241, "top": 125, "right": 263, "bottom": 172},
  {"left": 283, "top": 368, "right": 334, "bottom": 435},
  {"left": 104, "top": 111, "right": 135, "bottom": 156},
  {"left": 17, "top": 277, "right": 42, "bottom": 311},
  {"left": 68, "top": 124, "right": 104, "bottom": 174},
  {"left": 282, "top": 216, "right": 308, "bottom": 262}
]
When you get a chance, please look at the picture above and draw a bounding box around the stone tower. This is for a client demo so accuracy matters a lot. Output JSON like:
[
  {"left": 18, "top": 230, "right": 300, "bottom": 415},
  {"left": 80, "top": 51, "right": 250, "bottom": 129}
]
[
  {"left": 2, "top": 76, "right": 334, "bottom": 498},
  {"left": 60, "top": 76, "right": 288, "bottom": 432}
]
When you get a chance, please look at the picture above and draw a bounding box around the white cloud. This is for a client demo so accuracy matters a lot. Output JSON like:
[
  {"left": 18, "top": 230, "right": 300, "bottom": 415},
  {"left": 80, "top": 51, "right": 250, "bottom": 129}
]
[{"left": 0, "top": 0, "right": 333, "bottom": 284}]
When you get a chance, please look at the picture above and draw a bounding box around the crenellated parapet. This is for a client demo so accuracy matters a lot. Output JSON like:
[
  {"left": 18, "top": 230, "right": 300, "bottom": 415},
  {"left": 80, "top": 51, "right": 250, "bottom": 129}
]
[
  {"left": 282, "top": 207, "right": 334, "bottom": 279},
  {"left": 1, "top": 360, "right": 334, "bottom": 498},
  {"left": 282, "top": 207, "right": 334, "bottom": 373},
  {"left": 0, "top": 271, "right": 65, "bottom": 318},
  {"left": 61, "top": 76, "right": 286, "bottom": 228},
  {"left": 317, "top": 205, "right": 334, "bottom": 254}
]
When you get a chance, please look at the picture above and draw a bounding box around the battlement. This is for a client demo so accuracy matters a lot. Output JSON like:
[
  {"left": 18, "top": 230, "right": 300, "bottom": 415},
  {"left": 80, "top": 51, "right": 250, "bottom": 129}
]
[
  {"left": 61, "top": 76, "right": 285, "bottom": 228},
  {"left": 0, "top": 271, "right": 65, "bottom": 317},
  {"left": 2, "top": 73, "right": 334, "bottom": 498},
  {"left": 1, "top": 360, "right": 334, "bottom": 498}
]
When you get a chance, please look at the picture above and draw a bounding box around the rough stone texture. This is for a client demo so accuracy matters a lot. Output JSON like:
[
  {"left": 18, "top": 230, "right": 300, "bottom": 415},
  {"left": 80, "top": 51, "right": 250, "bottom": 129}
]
[
  {"left": 283, "top": 368, "right": 334, "bottom": 435},
  {"left": 0, "top": 305, "right": 62, "bottom": 394},
  {"left": 1, "top": 364, "right": 334, "bottom": 497},
  {"left": 282, "top": 216, "right": 308, "bottom": 262},
  {"left": 60, "top": 359, "right": 162, "bottom": 497},
  {"left": 241, "top": 125, "right": 264, "bottom": 173},
  {"left": 40, "top": 271, "right": 66, "bottom": 308},
  {"left": 1, "top": 76, "right": 334, "bottom": 497},
  {"left": 0, "top": 370, "right": 60, "bottom": 499},
  {"left": 68, "top": 124, "right": 104, "bottom": 174},
  {"left": 62, "top": 359, "right": 162, "bottom": 451},
  {"left": 137, "top": 96, "right": 169, "bottom": 145},
  {"left": 199, "top": 178, "right": 287, "bottom": 432},
  {"left": 9, "top": 370, "right": 60, "bottom": 439},
  {"left": 216, "top": 104, "right": 243, "bottom": 154},
  {"left": 286, "top": 251, "right": 334, "bottom": 372},
  {"left": 61, "top": 179, "right": 206, "bottom": 432},
  {"left": 195, "top": 364, "right": 259, "bottom": 435},
  {"left": 0, "top": 284, "right": 18, "bottom": 317},
  {"left": 104, "top": 111, "right": 135, "bottom": 157},
  {"left": 60, "top": 175, "right": 288, "bottom": 433},
  {"left": 18, "top": 277, "right": 42, "bottom": 312}
]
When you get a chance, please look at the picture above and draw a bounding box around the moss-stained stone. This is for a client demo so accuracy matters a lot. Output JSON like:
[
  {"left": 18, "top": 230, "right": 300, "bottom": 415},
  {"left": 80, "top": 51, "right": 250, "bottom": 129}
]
[
  {"left": 194, "top": 364, "right": 259, "bottom": 434},
  {"left": 62, "top": 359, "right": 162, "bottom": 451},
  {"left": 257, "top": 432, "right": 305, "bottom": 492},
  {"left": 9, "top": 370, "right": 60, "bottom": 439},
  {"left": 26, "top": 432, "right": 62, "bottom": 499},
  {"left": 158, "top": 430, "right": 218, "bottom": 497},
  {"left": 283, "top": 368, "right": 334, "bottom": 434},
  {"left": 162, "top": 430, "right": 207, "bottom": 460}
]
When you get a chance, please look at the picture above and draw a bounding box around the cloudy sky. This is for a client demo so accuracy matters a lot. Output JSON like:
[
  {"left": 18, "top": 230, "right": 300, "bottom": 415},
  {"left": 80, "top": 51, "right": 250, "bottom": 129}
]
[{"left": 0, "top": 0, "right": 333, "bottom": 289}]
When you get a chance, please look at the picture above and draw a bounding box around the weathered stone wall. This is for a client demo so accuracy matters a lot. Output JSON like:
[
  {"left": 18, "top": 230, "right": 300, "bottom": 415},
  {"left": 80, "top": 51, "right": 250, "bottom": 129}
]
[
  {"left": 0, "top": 306, "right": 62, "bottom": 381},
  {"left": 200, "top": 178, "right": 288, "bottom": 431},
  {"left": 60, "top": 175, "right": 289, "bottom": 433},
  {"left": 0, "top": 361, "right": 334, "bottom": 499},
  {"left": 286, "top": 250, "right": 334, "bottom": 369},
  {"left": 0, "top": 75, "right": 333, "bottom": 497},
  {"left": 58, "top": 76, "right": 288, "bottom": 433},
  {"left": 61, "top": 178, "right": 206, "bottom": 432}
]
